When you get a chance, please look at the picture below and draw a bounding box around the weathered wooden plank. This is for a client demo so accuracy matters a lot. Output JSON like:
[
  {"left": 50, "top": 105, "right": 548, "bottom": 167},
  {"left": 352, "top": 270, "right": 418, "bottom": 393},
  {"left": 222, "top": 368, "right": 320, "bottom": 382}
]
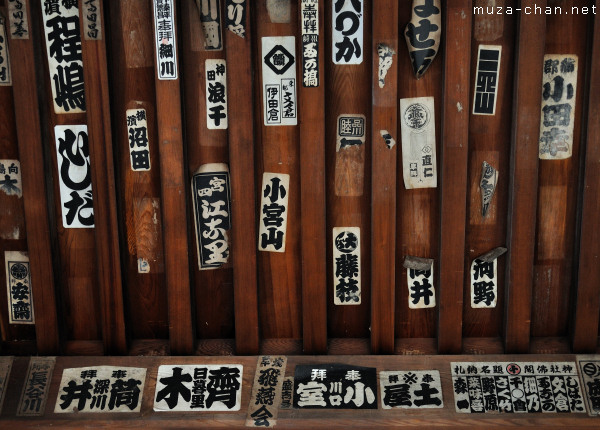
[
  {"left": 437, "top": 0, "right": 472, "bottom": 354},
  {"left": 532, "top": 1, "right": 588, "bottom": 341},
  {"left": 254, "top": 2, "right": 302, "bottom": 340},
  {"left": 298, "top": 0, "right": 327, "bottom": 354},
  {"left": 8, "top": 1, "right": 60, "bottom": 353},
  {"left": 326, "top": 0, "right": 372, "bottom": 340},
  {"left": 370, "top": 0, "right": 398, "bottom": 354},
  {"left": 105, "top": 0, "right": 169, "bottom": 341},
  {"left": 462, "top": 0, "right": 516, "bottom": 339},
  {"left": 180, "top": 0, "right": 235, "bottom": 342},
  {"left": 222, "top": 1, "right": 259, "bottom": 354},
  {"left": 571, "top": 11, "right": 600, "bottom": 352},
  {"left": 395, "top": 3, "right": 442, "bottom": 341},
  {"left": 80, "top": 0, "right": 127, "bottom": 354},
  {"left": 503, "top": 2, "right": 546, "bottom": 353},
  {"left": 151, "top": 0, "right": 194, "bottom": 354}
]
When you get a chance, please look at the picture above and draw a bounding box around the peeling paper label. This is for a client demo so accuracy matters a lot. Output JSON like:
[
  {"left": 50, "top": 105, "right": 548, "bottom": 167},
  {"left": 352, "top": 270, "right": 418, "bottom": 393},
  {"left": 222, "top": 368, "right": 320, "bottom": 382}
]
[
  {"left": 473, "top": 45, "right": 501, "bottom": 115},
  {"left": 404, "top": 0, "right": 441, "bottom": 79},
  {"left": 83, "top": 0, "right": 102, "bottom": 40},
  {"left": 225, "top": 0, "right": 246, "bottom": 38},
  {"left": 153, "top": 0, "right": 178, "bottom": 80},
  {"left": 258, "top": 172, "right": 290, "bottom": 253},
  {"left": 0, "top": 160, "right": 22, "bottom": 197},
  {"left": 377, "top": 44, "right": 395, "bottom": 88},
  {"left": 137, "top": 258, "right": 150, "bottom": 273},
  {"left": 192, "top": 163, "right": 231, "bottom": 270},
  {"left": 266, "top": 0, "right": 291, "bottom": 23},
  {"left": 336, "top": 114, "right": 366, "bottom": 151},
  {"left": 380, "top": 371, "right": 443, "bottom": 409},
  {"left": 17, "top": 357, "right": 55, "bottom": 416},
  {"left": 54, "top": 125, "right": 95, "bottom": 228},
  {"left": 406, "top": 260, "right": 435, "bottom": 309},
  {"left": 333, "top": 227, "right": 361, "bottom": 305},
  {"left": 205, "top": 59, "right": 228, "bottom": 129},
  {"left": 196, "top": 0, "right": 223, "bottom": 50},
  {"left": 55, "top": 366, "right": 147, "bottom": 413},
  {"left": 5, "top": 251, "right": 34, "bottom": 324},
  {"left": 0, "top": 16, "right": 12, "bottom": 86},
  {"left": 400, "top": 97, "right": 437, "bottom": 189},
  {"left": 127, "top": 109, "right": 151, "bottom": 171},
  {"left": 480, "top": 161, "right": 497, "bottom": 217},
  {"left": 332, "top": 0, "right": 363, "bottom": 65},
  {"left": 262, "top": 36, "right": 297, "bottom": 126},
  {"left": 539, "top": 54, "right": 577, "bottom": 160},
  {"left": 8, "top": 0, "right": 29, "bottom": 39},
  {"left": 154, "top": 364, "right": 243, "bottom": 411},
  {"left": 246, "top": 356, "right": 287, "bottom": 427},
  {"left": 452, "top": 361, "right": 586, "bottom": 414},
  {"left": 380, "top": 130, "right": 395, "bottom": 149},
  {"left": 301, "top": 0, "right": 319, "bottom": 87},
  {"left": 40, "top": 1, "right": 86, "bottom": 113}
]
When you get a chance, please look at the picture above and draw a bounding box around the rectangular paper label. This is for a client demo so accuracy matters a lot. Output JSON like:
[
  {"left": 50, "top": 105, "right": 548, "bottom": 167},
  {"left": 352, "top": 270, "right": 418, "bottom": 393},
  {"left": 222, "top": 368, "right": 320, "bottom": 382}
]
[
  {"left": 8, "top": 0, "right": 29, "bottom": 39},
  {"left": 205, "top": 59, "right": 228, "bottom": 129},
  {"left": 40, "top": 1, "right": 86, "bottom": 113},
  {"left": 301, "top": 0, "right": 319, "bottom": 87},
  {"left": 154, "top": 364, "right": 243, "bottom": 411},
  {"left": 17, "top": 357, "right": 55, "bottom": 416},
  {"left": 127, "top": 109, "right": 151, "bottom": 171},
  {"left": 332, "top": 0, "right": 363, "bottom": 64},
  {"left": 333, "top": 227, "right": 361, "bottom": 305},
  {"left": 400, "top": 97, "right": 437, "bottom": 189},
  {"left": 380, "top": 370, "right": 443, "bottom": 409},
  {"left": 472, "top": 45, "right": 501, "bottom": 115},
  {"left": 5, "top": 251, "right": 34, "bottom": 324},
  {"left": 258, "top": 172, "right": 290, "bottom": 252},
  {"left": 153, "top": 0, "right": 178, "bottom": 80},
  {"left": 83, "top": 0, "right": 102, "bottom": 40},
  {"left": 0, "top": 17, "right": 12, "bottom": 86},
  {"left": 262, "top": 36, "right": 297, "bottom": 126},
  {"left": 246, "top": 356, "right": 287, "bottom": 427}
]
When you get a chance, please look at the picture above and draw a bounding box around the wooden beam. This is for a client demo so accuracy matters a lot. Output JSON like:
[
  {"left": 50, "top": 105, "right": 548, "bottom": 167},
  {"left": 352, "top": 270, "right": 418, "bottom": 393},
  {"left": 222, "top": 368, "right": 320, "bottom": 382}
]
[
  {"left": 8, "top": 1, "right": 60, "bottom": 354},
  {"left": 571, "top": 11, "right": 600, "bottom": 353},
  {"left": 503, "top": 1, "right": 546, "bottom": 353},
  {"left": 298, "top": 0, "right": 327, "bottom": 354},
  {"left": 437, "top": 0, "right": 472, "bottom": 354},
  {"left": 370, "top": 0, "right": 398, "bottom": 354},
  {"left": 151, "top": 0, "right": 194, "bottom": 354},
  {"left": 80, "top": 0, "right": 127, "bottom": 354}
]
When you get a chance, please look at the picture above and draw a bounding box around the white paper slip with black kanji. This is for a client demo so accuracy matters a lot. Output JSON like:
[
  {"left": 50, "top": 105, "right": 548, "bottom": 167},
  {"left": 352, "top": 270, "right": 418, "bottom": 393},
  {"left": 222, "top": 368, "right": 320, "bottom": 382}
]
[
  {"left": 205, "top": 59, "right": 228, "bottom": 129},
  {"left": 0, "top": 15, "right": 12, "bottom": 86},
  {"left": 246, "top": 356, "right": 287, "bottom": 427},
  {"left": 380, "top": 371, "right": 443, "bottom": 409},
  {"left": 333, "top": 227, "right": 361, "bottom": 305},
  {"left": 577, "top": 355, "right": 600, "bottom": 416},
  {"left": 55, "top": 366, "right": 147, "bottom": 413},
  {"left": 451, "top": 361, "right": 586, "bottom": 414},
  {"left": 293, "top": 364, "right": 377, "bottom": 409},
  {"left": 17, "top": 357, "right": 55, "bottom": 417},
  {"left": 54, "top": 125, "right": 94, "bottom": 228},
  {"left": 154, "top": 364, "right": 243, "bottom": 411},
  {"left": 406, "top": 263, "right": 435, "bottom": 309},
  {"left": 301, "top": 0, "right": 319, "bottom": 87},
  {"left": 472, "top": 45, "right": 501, "bottom": 115},
  {"left": 126, "top": 109, "right": 151, "bottom": 171},
  {"left": 262, "top": 36, "right": 297, "bottom": 126},
  {"left": 8, "top": 0, "right": 29, "bottom": 39},
  {"left": 280, "top": 376, "right": 294, "bottom": 409},
  {"left": 539, "top": 54, "right": 577, "bottom": 160},
  {"left": 470, "top": 256, "right": 498, "bottom": 308},
  {"left": 258, "top": 172, "right": 289, "bottom": 253},
  {"left": 40, "top": 1, "right": 86, "bottom": 113},
  {"left": 0, "top": 160, "right": 22, "bottom": 197},
  {"left": 332, "top": 0, "right": 363, "bottom": 65},
  {"left": 5, "top": 251, "right": 34, "bottom": 324},
  {"left": 191, "top": 163, "right": 231, "bottom": 270},
  {"left": 153, "top": 0, "right": 178, "bottom": 80},
  {"left": 400, "top": 97, "right": 437, "bottom": 189}
]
